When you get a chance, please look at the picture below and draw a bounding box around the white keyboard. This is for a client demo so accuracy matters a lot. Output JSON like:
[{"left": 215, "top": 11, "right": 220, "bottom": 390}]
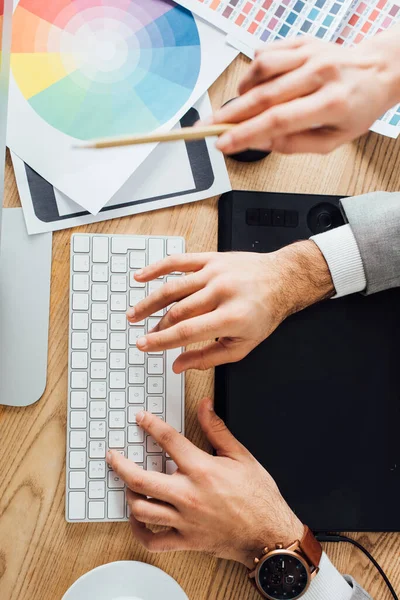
[{"left": 66, "top": 233, "right": 185, "bottom": 522}]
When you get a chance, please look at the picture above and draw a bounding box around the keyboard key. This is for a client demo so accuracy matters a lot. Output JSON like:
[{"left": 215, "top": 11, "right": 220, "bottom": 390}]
[
  {"left": 90, "top": 342, "right": 107, "bottom": 359},
  {"left": 147, "top": 377, "right": 163, "bottom": 394},
  {"left": 88, "top": 480, "right": 105, "bottom": 498},
  {"left": 128, "top": 387, "right": 144, "bottom": 404},
  {"left": 129, "top": 289, "right": 145, "bottom": 307},
  {"left": 111, "top": 294, "right": 127, "bottom": 311},
  {"left": 91, "top": 322, "right": 108, "bottom": 340},
  {"left": 73, "top": 274, "right": 89, "bottom": 291},
  {"left": 89, "top": 440, "right": 106, "bottom": 458},
  {"left": 110, "top": 352, "right": 126, "bottom": 370},
  {"left": 129, "top": 272, "right": 145, "bottom": 288},
  {"left": 148, "top": 317, "right": 161, "bottom": 331},
  {"left": 128, "top": 406, "right": 143, "bottom": 423},
  {"left": 128, "top": 327, "right": 145, "bottom": 345},
  {"left": 108, "top": 430, "right": 125, "bottom": 448},
  {"left": 128, "top": 347, "right": 144, "bottom": 365},
  {"left": 167, "top": 238, "right": 183, "bottom": 255},
  {"left": 166, "top": 460, "right": 178, "bottom": 475},
  {"left": 91, "top": 303, "right": 108, "bottom": 321},
  {"left": 90, "top": 401, "right": 107, "bottom": 418},
  {"left": 71, "top": 372, "right": 88, "bottom": 389},
  {"left": 109, "top": 410, "right": 126, "bottom": 429},
  {"left": 129, "top": 367, "right": 145, "bottom": 385},
  {"left": 147, "top": 396, "right": 163, "bottom": 414},
  {"left": 71, "top": 333, "right": 88, "bottom": 350},
  {"left": 70, "top": 391, "right": 88, "bottom": 409},
  {"left": 72, "top": 293, "right": 89, "bottom": 311},
  {"left": 127, "top": 445, "right": 144, "bottom": 462},
  {"left": 69, "top": 471, "right": 86, "bottom": 489},
  {"left": 108, "top": 490, "right": 125, "bottom": 519},
  {"left": 68, "top": 492, "right": 86, "bottom": 520},
  {"left": 90, "top": 382, "right": 107, "bottom": 399},
  {"left": 73, "top": 254, "right": 90, "bottom": 272},
  {"left": 89, "top": 420, "right": 106, "bottom": 439},
  {"left": 166, "top": 346, "right": 183, "bottom": 433},
  {"left": 70, "top": 411, "right": 87, "bottom": 429},
  {"left": 92, "top": 284, "right": 108, "bottom": 302},
  {"left": 129, "top": 251, "right": 146, "bottom": 269},
  {"left": 128, "top": 425, "right": 144, "bottom": 443},
  {"left": 73, "top": 235, "right": 90, "bottom": 253},
  {"left": 111, "top": 255, "right": 128, "bottom": 273},
  {"left": 71, "top": 352, "right": 88, "bottom": 369},
  {"left": 108, "top": 470, "right": 124, "bottom": 488},
  {"left": 110, "top": 333, "right": 126, "bottom": 350},
  {"left": 111, "top": 275, "right": 127, "bottom": 292},
  {"left": 69, "top": 451, "right": 87, "bottom": 469},
  {"left": 72, "top": 313, "right": 89, "bottom": 331},
  {"left": 70, "top": 430, "right": 87, "bottom": 449},
  {"left": 148, "top": 357, "right": 164, "bottom": 375},
  {"left": 147, "top": 436, "right": 162, "bottom": 453},
  {"left": 88, "top": 501, "right": 105, "bottom": 519},
  {"left": 90, "top": 362, "right": 107, "bottom": 379},
  {"left": 110, "top": 371, "right": 126, "bottom": 389},
  {"left": 109, "top": 391, "right": 126, "bottom": 409},
  {"left": 92, "top": 236, "right": 109, "bottom": 263},
  {"left": 89, "top": 460, "right": 106, "bottom": 479},
  {"left": 111, "top": 236, "right": 145, "bottom": 253},
  {"left": 92, "top": 264, "right": 108, "bottom": 282},
  {"left": 110, "top": 314, "right": 126, "bottom": 331},
  {"left": 148, "top": 238, "right": 164, "bottom": 264},
  {"left": 147, "top": 455, "right": 163, "bottom": 472}
]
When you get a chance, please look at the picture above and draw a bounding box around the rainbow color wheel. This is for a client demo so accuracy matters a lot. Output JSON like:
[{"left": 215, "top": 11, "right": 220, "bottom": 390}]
[{"left": 11, "top": 0, "right": 201, "bottom": 140}]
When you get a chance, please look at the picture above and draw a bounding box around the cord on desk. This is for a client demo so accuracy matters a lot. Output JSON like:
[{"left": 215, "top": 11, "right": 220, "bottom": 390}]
[{"left": 314, "top": 532, "right": 398, "bottom": 600}]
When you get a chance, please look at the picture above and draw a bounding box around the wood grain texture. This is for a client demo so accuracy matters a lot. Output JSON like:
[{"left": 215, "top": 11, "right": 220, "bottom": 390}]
[{"left": 1, "top": 54, "right": 399, "bottom": 600}]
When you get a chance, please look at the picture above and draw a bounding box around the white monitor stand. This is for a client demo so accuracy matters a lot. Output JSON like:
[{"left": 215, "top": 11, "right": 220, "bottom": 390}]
[{"left": 0, "top": 207, "right": 52, "bottom": 406}]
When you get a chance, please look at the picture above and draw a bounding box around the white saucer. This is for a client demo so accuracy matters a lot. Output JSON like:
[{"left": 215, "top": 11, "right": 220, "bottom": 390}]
[{"left": 62, "top": 561, "right": 189, "bottom": 600}]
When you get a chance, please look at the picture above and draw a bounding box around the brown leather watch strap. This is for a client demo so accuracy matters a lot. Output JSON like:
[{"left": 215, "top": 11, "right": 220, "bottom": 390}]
[{"left": 299, "top": 526, "right": 322, "bottom": 568}]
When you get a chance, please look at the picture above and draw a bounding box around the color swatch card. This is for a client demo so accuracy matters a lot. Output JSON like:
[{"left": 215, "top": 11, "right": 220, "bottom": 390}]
[{"left": 7, "top": 0, "right": 238, "bottom": 214}]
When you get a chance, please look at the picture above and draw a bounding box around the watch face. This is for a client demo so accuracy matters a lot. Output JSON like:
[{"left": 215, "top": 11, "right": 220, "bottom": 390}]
[{"left": 257, "top": 553, "right": 309, "bottom": 599}]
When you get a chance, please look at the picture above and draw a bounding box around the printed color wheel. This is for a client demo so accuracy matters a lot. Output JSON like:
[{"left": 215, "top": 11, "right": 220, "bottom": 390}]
[{"left": 11, "top": 0, "right": 201, "bottom": 140}]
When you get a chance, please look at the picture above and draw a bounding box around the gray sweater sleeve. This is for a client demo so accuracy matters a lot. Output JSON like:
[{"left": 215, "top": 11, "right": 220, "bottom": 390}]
[{"left": 340, "top": 192, "right": 400, "bottom": 295}]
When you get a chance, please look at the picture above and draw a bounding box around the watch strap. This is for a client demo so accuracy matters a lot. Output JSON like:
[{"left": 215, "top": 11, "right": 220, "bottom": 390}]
[{"left": 299, "top": 526, "right": 322, "bottom": 569}]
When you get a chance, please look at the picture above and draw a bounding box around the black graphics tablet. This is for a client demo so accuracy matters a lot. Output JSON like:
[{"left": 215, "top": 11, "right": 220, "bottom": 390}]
[{"left": 216, "top": 190, "right": 400, "bottom": 532}]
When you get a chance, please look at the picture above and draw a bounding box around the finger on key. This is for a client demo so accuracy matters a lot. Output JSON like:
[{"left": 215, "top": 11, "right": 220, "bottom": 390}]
[
  {"left": 136, "top": 311, "right": 224, "bottom": 353},
  {"left": 133, "top": 253, "right": 212, "bottom": 282},
  {"left": 127, "top": 273, "right": 205, "bottom": 323},
  {"left": 126, "top": 488, "right": 181, "bottom": 527},
  {"left": 107, "top": 450, "right": 183, "bottom": 503},
  {"left": 151, "top": 288, "right": 216, "bottom": 333},
  {"left": 130, "top": 516, "right": 186, "bottom": 552},
  {"left": 135, "top": 411, "right": 208, "bottom": 473}
]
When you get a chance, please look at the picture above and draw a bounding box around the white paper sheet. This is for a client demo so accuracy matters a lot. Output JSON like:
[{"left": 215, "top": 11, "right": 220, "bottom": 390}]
[
  {"left": 13, "top": 94, "right": 232, "bottom": 235},
  {"left": 8, "top": 1, "right": 237, "bottom": 215}
]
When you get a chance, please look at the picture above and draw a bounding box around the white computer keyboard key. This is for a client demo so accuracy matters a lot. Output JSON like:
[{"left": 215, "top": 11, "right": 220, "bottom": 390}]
[
  {"left": 69, "top": 451, "right": 87, "bottom": 469},
  {"left": 110, "top": 275, "right": 127, "bottom": 292},
  {"left": 89, "top": 440, "right": 106, "bottom": 458},
  {"left": 92, "top": 264, "right": 108, "bottom": 282},
  {"left": 69, "top": 471, "right": 86, "bottom": 489},
  {"left": 91, "top": 304, "right": 108, "bottom": 321},
  {"left": 90, "top": 401, "right": 107, "bottom": 418},
  {"left": 129, "top": 271, "right": 145, "bottom": 288},
  {"left": 88, "top": 501, "right": 105, "bottom": 520},
  {"left": 73, "top": 274, "right": 90, "bottom": 291},
  {"left": 70, "top": 391, "right": 88, "bottom": 409},
  {"left": 111, "top": 294, "right": 127, "bottom": 311},
  {"left": 128, "top": 327, "right": 145, "bottom": 345},
  {"left": 73, "top": 235, "right": 90, "bottom": 253},
  {"left": 90, "top": 361, "right": 107, "bottom": 379},
  {"left": 110, "top": 333, "right": 126, "bottom": 350},
  {"left": 70, "top": 411, "right": 87, "bottom": 429},
  {"left": 89, "top": 460, "right": 106, "bottom": 479},
  {"left": 129, "top": 251, "right": 146, "bottom": 269},
  {"left": 72, "top": 313, "right": 89, "bottom": 330},
  {"left": 90, "top": 382, "right": 107, "bottom": 399},
  {"left": 146, "top": 456, "right": 163, "bottom": 472},
  {"left": 91, "top": 322, "right": 108, "bottom": 340},
  {"left": 110, "top": 314, "right": 126, "bottom": 331},
  {"left": 147, "top": 377, "right": 164, "bottom": 394},
  {"left": 91, "top": 284, "right": 108, "bottom": 302},
  {"left": 166, "top": 238, "right": 183, "bottom": 255},
  {"left": 108, "top": 470, "right": 124, "bottom": 488},
  {"left": 147, "top": 396, "right": 163, "bottom": 414},
  {"left": 148, "top": 238, "right": 164, "bottom": 265},
  {"left": 127, "top": 445, "right": 144, "bottom": 462},
  {"left": 88, "top": 480, "right": 105, "bottom": 498},
  {"left": 70, "top": 430, "right": 87, "bottom": 449},
  {"left": 147, "top": 436, "right": 162, "bottom": 453},
  {"left": 128, "top": 387, "right": 144, "bottom": 404},
  {"left": 111, "top": 255, "right": 127, "bottom": 273},
  {"left": 109, "top": 391, "right": 126, "bottom": 409},
  {"left": 72, "top": 293, "right": 89, "bottom": 311},
  {"left": 89, "top": 420, "right": 106, "bottom": 439},
  {"left": 108, "top": 491, "right": 125, "bottom": 519},
  {"left": 71, "top": 352, "right": 88, "bottom": 370},
  {"left": 166, "top": 346, "right": 183, "bottom": 433},
  {"left": 71, "top": 332, "right": 88, "bottom": 350},
  {"left": 73, "top": 254, "right": 90, "bottom": 272},
  {"left": 92, "top": 237, "right": 109, "bottom": 263},
  {"left": 111, "top": 236, "right": 145, "bottom": 253},
  {"left": 90, "top": 342, "right": 107, "bottom": 360},
  {"left": 110, "top": 352, "right": 126, "bottom": 370},
  {"left": 129, "top": 289, "right": 145, "bottom": 307},
  {"left": 109, "top": 371, "right": 126, "bottom": 389},
  {"left": 108, "top": 430, "right": 125, "bottom": 448},
  {"left": 128, "top": 347, "right": 144, "bottom": 365},
  {"left": 128, "top": 425, "right": 144, "bottom": 444},
  {"left": 148, "top": 357, "right": 164, "bottom": 375},
  {"left": 109, "top": 410, "right": 126, "bottom": 429},
  {"left": 128, "top": 406, "right": 143, "bottom": 423},
  {"left": 71, "top": 371, "right": 88, "bottom": 390},
  {"left": 166, "top": 460, "right": 178, "bottom": 475},
  {"left": 129, "top": 367, "right": 145, "bottom": 385},
  {"left": 147, "top": 317, "right": 161, "bottom": 332},
  {"left": 68, "top": 492, "right": 86, "bottom": 520}
]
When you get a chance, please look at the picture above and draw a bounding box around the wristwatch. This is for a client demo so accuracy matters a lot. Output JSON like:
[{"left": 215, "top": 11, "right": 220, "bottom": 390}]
[{"left": 248, "top": 526, "right": 322, "bottom": 599}]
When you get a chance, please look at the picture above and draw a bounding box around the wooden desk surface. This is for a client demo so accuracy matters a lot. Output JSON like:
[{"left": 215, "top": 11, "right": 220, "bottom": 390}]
[{"left": 1, "top": 55, "right": 399, "bottom": 600}]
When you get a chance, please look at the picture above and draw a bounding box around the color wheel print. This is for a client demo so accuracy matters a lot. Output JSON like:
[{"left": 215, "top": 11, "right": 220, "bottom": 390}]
[{"left": 11, "top": 0, "right": 201, "bottom": 140}]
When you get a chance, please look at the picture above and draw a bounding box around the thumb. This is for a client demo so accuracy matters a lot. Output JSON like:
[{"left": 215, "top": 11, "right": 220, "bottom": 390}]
[{"left": 197, "top": 397, "right": 245, "bottom": 457}]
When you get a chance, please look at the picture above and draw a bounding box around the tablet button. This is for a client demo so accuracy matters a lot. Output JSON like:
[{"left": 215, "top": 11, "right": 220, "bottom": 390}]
[
  {"left": 246, "top": 208, "right": 260, "bottom": 226},
  {"left": 272, "top": 209, "right": 285, "bottom": 226}
]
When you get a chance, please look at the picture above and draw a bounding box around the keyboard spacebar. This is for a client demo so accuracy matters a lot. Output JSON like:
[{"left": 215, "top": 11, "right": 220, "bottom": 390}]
[{"left": 166, "top": 347, "right": 183, "bottom": 433}]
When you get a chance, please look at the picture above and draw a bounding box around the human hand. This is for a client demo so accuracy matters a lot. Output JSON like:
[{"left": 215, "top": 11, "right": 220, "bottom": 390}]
[
  {"left": 106, "top": 398, "right": 304, "bottom": 568},
  {"left": 127, "top": 241, "right": 334, "bottom": 372},
  {"left": 209, "top": 30, "right": 400, "bottom": 155}
]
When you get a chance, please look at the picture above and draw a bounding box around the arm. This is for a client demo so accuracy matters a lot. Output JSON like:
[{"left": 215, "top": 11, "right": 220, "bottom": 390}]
[{"left": 106, "top": 402, "right": 372, "bottom": 599}]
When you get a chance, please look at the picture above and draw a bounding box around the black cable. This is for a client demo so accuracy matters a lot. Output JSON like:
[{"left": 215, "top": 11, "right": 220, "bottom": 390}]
[{"left": 314, "top": 532, "right": 398, "bottom": 600}]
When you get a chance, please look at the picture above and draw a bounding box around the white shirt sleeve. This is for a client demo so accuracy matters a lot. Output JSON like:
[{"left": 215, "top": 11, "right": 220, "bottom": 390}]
[
  {"left": 311, "top": 224, "right": 367, "bottom": 298},
  {"left": 303, "top": 552, "right": 354, "bottom": 600}
]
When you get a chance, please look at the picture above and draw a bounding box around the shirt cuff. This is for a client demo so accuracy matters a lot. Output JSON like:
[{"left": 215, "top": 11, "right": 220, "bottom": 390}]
[
  {"left": 303, "top": 552, "right": 354, "bottom": 600},
  {"left": 310, "top": 224, "right": 367, "bottom": 298}
]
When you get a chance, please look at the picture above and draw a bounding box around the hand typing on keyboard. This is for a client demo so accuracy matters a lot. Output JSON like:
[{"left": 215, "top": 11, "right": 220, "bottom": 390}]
[
  {"left": 106, "top": 398, "right": 304, "bottom": 567},
  {"left": 127, "top": 242, "right": 334, "bottom": 372}
]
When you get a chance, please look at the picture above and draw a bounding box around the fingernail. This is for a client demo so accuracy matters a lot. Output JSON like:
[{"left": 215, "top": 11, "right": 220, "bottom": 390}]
[
  {"left": 127, "top": 308, "right": 135, "bottom": 319},
  {"left": 136, "top": 336, "right": 147, "bottom": 350},
  {"left": 207, "top": 399, "right": 214, "bottom": 411},
  {"left": 135, "top": 269, "right": 143, "bottom": 278},
  {"left": 216, "top": 133, "right": 233, "bottom": 152},
  {"left": 136, "top": 410, "right": 145, "bottom": 424}
]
